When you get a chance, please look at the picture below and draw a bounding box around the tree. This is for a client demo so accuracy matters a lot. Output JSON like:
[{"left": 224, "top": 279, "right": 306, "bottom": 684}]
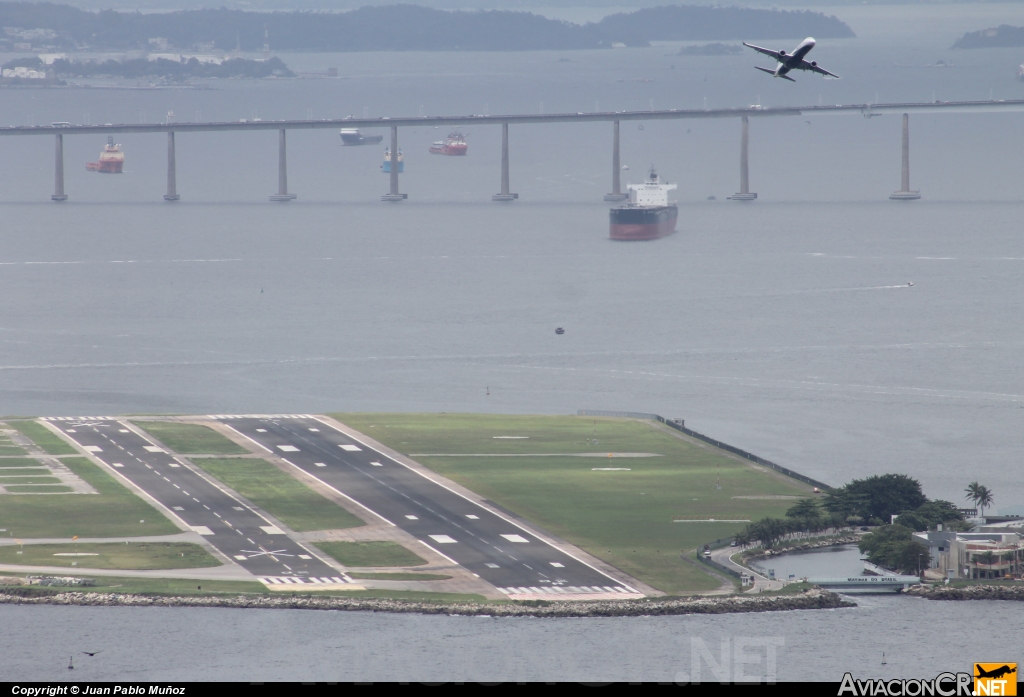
[
  {"left": 965, "top": 482, "right": 994, "bottom": 518},
  {"left": 858, "top": 524, "right": 929, "bottom": 573},
  {"left": 895, "top": 500, "right": 967, "bottom": 532},
  {"left": 786, "top": 498, "right": 824, "bottom": 531},
  {"left": 825, "top": 474, "right": 926, "bottom": 522}
]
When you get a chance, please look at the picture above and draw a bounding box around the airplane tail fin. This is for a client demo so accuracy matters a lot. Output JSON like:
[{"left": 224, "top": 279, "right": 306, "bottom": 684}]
[
  {"left": 779, "top": 73, "right": 796, "bottom": 82},
  {"left": 754, "top": 66, "right": 775, "bottom": 76}
]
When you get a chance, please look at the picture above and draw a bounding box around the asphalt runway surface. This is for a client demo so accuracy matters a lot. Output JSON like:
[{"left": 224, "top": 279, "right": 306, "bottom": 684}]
[
  {"left": 44, "top": 416, "right": 351, "bottom": 589},
  {"left": 215, "top": 414, "right": 639, "bottom": 598}
]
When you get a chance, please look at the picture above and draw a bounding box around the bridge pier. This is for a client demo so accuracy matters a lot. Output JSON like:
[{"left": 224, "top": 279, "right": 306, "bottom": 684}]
[
  {"left": 51, "top": 133, "right": 67, "bottom": 201},
  {"left": 492, "top": 122, "right": 518, "bottom": 201},
  {"left": 890, "top": 113, "right": 921, "bottom": 200},
  {"left": 728, "top": 115, "right": 757, "bottom": 201},
  {"left": 604, "top": 120, "right": 627, "bottom": 201},
  {"left": 270, "top": 129, "right": 296, "bottom": 201},
  {"left": 381, "top": 126, "right": 406, "bottom": 202},
  {"left": 164, "top": 131, "right": 179, "bottom": 201}
]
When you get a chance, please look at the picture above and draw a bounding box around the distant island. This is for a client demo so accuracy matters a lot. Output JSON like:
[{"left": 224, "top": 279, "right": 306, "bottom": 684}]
[
  {"left": 1, "top": 55, "right": 293, "bottom": 80},
  {"left": 953, "top": 24, "right": 1024, "bottom": 49},
  {"left": 0, "top": 2, "right": 854, "bottom": 53},
  {"left": 677, "top": 42, "right": 743, "bottom": 56}
]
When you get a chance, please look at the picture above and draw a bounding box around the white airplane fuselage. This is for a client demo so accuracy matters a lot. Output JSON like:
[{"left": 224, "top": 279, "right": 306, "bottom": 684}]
[{"left": 774, "top": 37, "right": 816, "bottom": 77}]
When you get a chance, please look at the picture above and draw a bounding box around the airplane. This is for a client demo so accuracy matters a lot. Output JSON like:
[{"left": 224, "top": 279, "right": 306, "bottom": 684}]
[
  {"left": 742, "top": 37, "right": 840, "bottom": 82},
  {"left": 975, "top": 665, "right": 1016, "bottom": 680}
]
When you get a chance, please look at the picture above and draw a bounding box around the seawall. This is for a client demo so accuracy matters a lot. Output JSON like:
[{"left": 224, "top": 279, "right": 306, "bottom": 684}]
[{"left": 0, "top": 587, "right": 854, "bottom": 617}]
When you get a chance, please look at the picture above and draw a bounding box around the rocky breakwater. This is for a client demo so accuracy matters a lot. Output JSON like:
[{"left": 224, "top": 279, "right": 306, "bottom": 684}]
[
  {"left": 0, "top": 587, "right": 854, "bottom": 617},
  {"left": 903, "top": 584, "right": 1024, "bottom": 601}
]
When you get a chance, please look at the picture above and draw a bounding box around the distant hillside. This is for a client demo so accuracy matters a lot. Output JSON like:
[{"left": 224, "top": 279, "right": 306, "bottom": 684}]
[
  {"left": 0, "top": 2, "right": 854, "bottom": 53},
  {"left": 953, "top": 24, "right": 1024, "bottom": 49}
]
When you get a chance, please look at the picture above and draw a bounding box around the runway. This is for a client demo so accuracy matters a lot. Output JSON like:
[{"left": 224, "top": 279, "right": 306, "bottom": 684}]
[
  {"left": 43, "top": 417, "right": 355, "bottom": 590},
  {"left": 213, "top": 414, "right": 640, "bottom": 599}
]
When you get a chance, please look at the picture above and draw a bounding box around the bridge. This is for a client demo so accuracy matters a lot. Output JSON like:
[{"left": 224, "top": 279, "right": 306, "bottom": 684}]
[
  {"left": 4, "top": 99, "right": 1024, "bottom": 203},
  {"left": 806, "top": 574, "right": 922, "bottom": 593}
]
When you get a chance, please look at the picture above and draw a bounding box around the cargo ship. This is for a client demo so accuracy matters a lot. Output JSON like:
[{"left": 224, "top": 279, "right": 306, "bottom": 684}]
[
  {"left": 609, "top": 167, "right": 677, "bottom": 241},
  {"left": 429, "top": 131, "right": 468, "bottom": 156},
  {"left": 340, "top": 128, "right": 383, "bottom": 146},
  {"left": 381, "top": 148, "right": 404, "bottom": 173},
  {"left": 85, "top": 137, "right": 124, "bottom": 173}
]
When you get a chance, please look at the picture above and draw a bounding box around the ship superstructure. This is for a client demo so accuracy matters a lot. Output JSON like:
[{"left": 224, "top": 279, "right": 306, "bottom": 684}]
[
  {"left": 381, "top": 148, "right": 405, "bottom": 173},
  {"left": 429, "top": 131, "right": 468, "bottom": 156},
  {"left": 609, "top": 167, "right": 678, "bottom": 240},
  {"left": 86, "top": 137, "right": 124, "bottom": 173}
]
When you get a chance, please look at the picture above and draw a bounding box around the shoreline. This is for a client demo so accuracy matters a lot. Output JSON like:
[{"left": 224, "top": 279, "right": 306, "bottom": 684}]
[
  {"left": 902, "top": 584, "right": 1024, "bottom": 601},
  {"left": 741, "top": 534, "right": 861, "bottom": 561},
  {"left": 0, "top": 587, "right": 854, "bottom": 617}
]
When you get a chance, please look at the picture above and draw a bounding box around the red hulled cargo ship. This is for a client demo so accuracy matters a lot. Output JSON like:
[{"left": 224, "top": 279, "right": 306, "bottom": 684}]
[
  {"left": 429, "top": 131, "right": 468, "bottom": 156},
  {"left": 609, "top": 167, "right": 678, "bottom": 241},
  {"left": 86, "top": 137, "right": 124, "bottom": 173}
]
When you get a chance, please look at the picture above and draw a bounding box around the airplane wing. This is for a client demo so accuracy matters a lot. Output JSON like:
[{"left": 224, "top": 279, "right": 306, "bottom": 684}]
[
  {"left": 743, "top": 42, "right": 783, "bottom": 62},
  {"left": 799, "top": 60, "right": 840, "bottom": 79},
  {"left": 754, "top": 66, "right": 795, "bottom": 81}
]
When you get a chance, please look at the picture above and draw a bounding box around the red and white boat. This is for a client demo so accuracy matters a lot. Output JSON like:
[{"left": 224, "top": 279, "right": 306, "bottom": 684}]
[
  {"left": 429, "top": 131, "right": 468, "bottom": 156},
  {"left": 86, "top": 137, "right": 124, "bottom": 173}
]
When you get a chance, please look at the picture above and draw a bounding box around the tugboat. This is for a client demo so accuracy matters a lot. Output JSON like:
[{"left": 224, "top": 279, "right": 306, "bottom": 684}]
[
  {"left": 381, "top": 148, "right": 404, "bottom": 173},
  {"left": 85, "top": 137, "right": 124, "bottom": 173},
  {"left": 339, "top": 128, "right": 383, "bottom": 146},
  {"left": 555, "top": 327, "right": 565, "bottom": 335},
  {"left": 429, "top": 131, "right": 468, "bottom": 156},
  {"left": 609, "top": 167, "right": 678, "bottom": 241}
]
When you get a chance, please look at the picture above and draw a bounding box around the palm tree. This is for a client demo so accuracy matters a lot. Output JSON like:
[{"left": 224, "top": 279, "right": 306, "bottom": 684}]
[{"left": 965, "top": 482, "right": 994, "bottom": 518}]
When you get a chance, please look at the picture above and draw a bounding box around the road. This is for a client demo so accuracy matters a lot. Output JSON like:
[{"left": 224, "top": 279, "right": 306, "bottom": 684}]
[
  {"left": 708, "top": 545, "right": 784, "bottom": 593},
  {"left": 44, "top": 417, "right": 355, "bottom": 590},
  {"left": 214, "top": 414, "right": 641, "bottom": 600}
]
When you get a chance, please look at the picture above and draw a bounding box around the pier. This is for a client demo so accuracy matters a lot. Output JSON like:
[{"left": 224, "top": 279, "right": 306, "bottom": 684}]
[{"left": 3, "top": 99, "right": 1023, "bottom": 203}]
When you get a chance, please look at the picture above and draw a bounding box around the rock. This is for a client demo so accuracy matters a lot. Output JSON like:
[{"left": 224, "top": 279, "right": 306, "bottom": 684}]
[
  {"left": 0, "top": 587, "right": 855, "bottom": 617},
  {"left": 902, "top": 584, "right": 1024, "bottom": 601}
]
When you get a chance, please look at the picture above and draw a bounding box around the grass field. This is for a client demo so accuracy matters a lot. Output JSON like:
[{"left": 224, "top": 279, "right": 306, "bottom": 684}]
[
  {"left": 6, "top": 421, "right": 77, "bottom": 455},
  {"left": 347, "top": 571, "right": 452, "bottom": 581},
  {"left": 191, "top": 458, "right": 364, "bottom": 532},
  {"left": 0, "top": 476, "right": 62, "bottom": 485},
  {"left": 0, "top": 542, "right": 220, "bottom": 570},
  {"left": 134, "top": 422, "right": 247, "bottom": 455},
  {"left": 0, "top": 457, "right": 178, "bottom": 538},
  {"left": 0, "top": 575, "right": 266, "bottom": 597},
  {"left": 0, "top": 458, "right": 48, "bottom": 469},
  {"left": 334, "top": 413, "right": 814, "bottom": 594},
  {"left": 313, "top": 541, "right": 428, "bottom": 568},
  {"left": 4, "top": 485, "right": 74, "bottom": 493},
  {"left": 0, "top": 575, "right": 486, "bottom": 602}
]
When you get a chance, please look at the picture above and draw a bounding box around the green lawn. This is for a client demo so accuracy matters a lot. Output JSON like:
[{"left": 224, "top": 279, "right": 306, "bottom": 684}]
[
  {"left": 0, "top": 574, "right": 486, "bottom": 602},
  {"left": 313, "top": 541, "right": 428, "bottom": 568},
  {"left": 0, "top": 457, "right": 178, "bottom": 538},
  {"left": 0, "top": 574, "right": 266, "bottom": 597},
  {"left": 347, "top": 572, "right": 452, "bottom": 581},
  {"left": 133, "top": 421, "right": 248, "bottom": 455},
  {"left": 0, "top": 458, "right": 48, "bottom": 469},
  {"left": 0, "top": 542, "right": 220, "bottom": 570},
  {"left": 5, "top": 485, "right": 74, "bottom": 493},
  {"left": 5, "top": 421, "right": 77, "bottom": 455},
  {"left": 334, "top": 413, "right": 814, "bottom": 594},
  {"left": 0, "top": 445, "right": 28, "bottom": 456},
  {"left": 0, "top": 476, "right": 62, "bottom": 485},
  {"left": 190, "top": 458, "right": 364, "bottom": 532}
]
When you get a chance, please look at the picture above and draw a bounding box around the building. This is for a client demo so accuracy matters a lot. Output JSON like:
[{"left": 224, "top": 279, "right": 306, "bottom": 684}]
[{"left": 914, "top": 523, "right": 1024, "bottom": 580}]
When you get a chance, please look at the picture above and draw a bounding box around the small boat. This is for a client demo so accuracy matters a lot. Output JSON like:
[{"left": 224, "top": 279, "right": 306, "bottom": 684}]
[
  {"left": 555, "top": 327, "right": 565, "bottom": 335},
  {"left": 429, "top": 131, "right": 468, "bottom": 156},
  {"left": 85, "top": 136, "right": 124, "bottom": 173},
  {"left": 907, "top": 282, "right": 914, "bottom": 287},
  {"left": 339, "top": 128, "right": 383, "bottom": 146},
  {"left": 381, "top": 148, "right": 404, "bottom": 173}
]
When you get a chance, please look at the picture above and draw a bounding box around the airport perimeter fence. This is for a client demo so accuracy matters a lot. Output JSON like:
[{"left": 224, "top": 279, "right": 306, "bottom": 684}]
[{"left": 577, "top": 409, "right": 832, "bottom": 491}]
